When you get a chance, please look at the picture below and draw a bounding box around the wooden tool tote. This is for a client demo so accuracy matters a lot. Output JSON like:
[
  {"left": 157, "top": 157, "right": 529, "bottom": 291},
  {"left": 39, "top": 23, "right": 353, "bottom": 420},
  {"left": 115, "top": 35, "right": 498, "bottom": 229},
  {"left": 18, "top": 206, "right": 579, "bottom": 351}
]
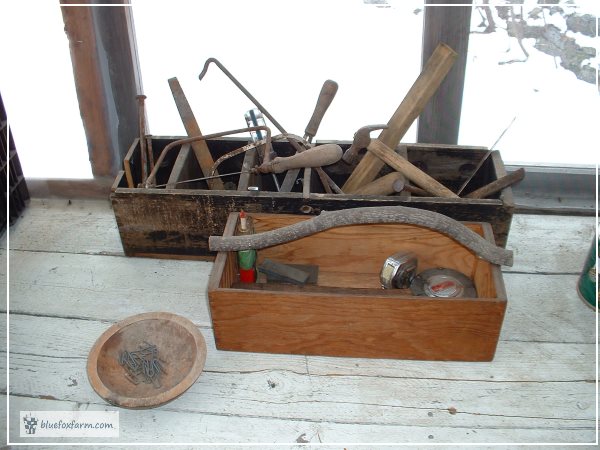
[{"left": 207, "top": 208, "right": 510, "bottom": 362}]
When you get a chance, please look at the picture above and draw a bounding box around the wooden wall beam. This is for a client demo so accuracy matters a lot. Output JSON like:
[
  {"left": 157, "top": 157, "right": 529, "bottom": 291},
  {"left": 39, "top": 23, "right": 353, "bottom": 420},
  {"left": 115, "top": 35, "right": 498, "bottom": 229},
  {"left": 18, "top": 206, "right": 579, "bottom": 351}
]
[
  {"left": 418, "top": 0, "right": 472, "bottom": 145},
  {"left": 60, "top": 0, "right": 141, "bottom": 177}
]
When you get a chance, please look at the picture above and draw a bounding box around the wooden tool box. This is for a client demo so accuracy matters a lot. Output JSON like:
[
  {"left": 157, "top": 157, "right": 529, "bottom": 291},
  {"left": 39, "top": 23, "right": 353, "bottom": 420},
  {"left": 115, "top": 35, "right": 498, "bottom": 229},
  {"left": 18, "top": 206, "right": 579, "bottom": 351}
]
[
  {"left": 207, "top": 212, "right": 508, "bottom": 361},
  {"left": 111, "top": 136, "right": 515, "bottom": 259}
]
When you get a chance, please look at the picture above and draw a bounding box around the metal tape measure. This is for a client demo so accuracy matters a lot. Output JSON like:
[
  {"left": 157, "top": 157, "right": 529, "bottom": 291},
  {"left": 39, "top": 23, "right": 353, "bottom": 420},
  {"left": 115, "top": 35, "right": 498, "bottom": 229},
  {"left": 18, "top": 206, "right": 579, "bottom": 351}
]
[
  {"left": 380, "top": 251, "right": 418, "bottom": 289},
  {"left": 410, "top": 268, "right": 477, "bottom": 298}
]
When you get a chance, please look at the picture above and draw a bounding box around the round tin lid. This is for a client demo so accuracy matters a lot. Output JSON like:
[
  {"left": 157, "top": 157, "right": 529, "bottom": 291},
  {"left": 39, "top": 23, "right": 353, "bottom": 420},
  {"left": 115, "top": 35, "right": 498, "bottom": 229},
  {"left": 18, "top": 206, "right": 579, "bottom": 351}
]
[{"left": 410, "top": 268, "right": 477, "bottom": 298}]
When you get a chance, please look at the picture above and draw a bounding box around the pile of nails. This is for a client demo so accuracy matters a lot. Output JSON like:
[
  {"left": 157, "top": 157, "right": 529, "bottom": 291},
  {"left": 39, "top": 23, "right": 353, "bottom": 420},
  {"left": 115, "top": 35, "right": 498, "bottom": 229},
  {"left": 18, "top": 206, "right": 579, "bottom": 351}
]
[{"left": 118, "top": 342, "right": 165, "bottom": 387}]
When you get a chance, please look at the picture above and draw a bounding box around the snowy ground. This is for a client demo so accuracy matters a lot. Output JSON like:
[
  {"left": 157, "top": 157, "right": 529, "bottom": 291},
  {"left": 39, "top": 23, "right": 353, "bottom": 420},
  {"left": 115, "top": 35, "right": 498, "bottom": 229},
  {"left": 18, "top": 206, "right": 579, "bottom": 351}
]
[
  {"left": 1, "top": 0, "right": 598, "bottom": 178},
  {"left": 460, "top": 1, "right": 599, "bottom": 166}
]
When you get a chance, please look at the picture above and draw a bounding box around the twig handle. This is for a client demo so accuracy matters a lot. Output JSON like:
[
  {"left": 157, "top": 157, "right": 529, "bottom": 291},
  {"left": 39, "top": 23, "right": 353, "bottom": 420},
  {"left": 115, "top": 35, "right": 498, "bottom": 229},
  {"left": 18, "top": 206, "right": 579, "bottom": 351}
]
[{"left": 209, "top": 206, "right": 513, "bottom": 266}]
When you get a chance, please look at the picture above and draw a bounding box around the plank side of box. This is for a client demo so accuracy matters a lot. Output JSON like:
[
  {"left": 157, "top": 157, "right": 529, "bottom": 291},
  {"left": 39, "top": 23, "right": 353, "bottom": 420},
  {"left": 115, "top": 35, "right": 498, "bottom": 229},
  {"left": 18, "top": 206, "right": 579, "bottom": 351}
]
[
  {"left": 111, "top": 138, "right": 514, "bottom": 260},
  {"left": 209, "top": 290, "right": 506, "bottom": 361},
  {"left": 207, "top": 213, "right": 508, "bottom": 362}
]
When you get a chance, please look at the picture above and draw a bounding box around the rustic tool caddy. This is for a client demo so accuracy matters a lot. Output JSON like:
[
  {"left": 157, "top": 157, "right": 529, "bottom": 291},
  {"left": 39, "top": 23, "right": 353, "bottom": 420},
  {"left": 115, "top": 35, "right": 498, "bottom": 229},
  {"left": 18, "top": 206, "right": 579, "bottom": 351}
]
[
  {"left": 111, "top": 136, "right": 514, "bottom": 258},
  {"left": 206, "top": 210, "right": 509, "bottom": 361},
  {"left": 112, "top": 45, "right": 520, "bottom": 259}
]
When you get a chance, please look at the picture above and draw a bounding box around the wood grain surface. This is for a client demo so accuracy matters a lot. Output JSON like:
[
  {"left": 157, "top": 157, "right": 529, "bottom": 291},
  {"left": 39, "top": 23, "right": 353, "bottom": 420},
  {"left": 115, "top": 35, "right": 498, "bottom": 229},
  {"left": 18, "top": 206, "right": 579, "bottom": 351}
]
[
  {"left": 3, "top": 199, "right": 596, "bottom": 444},
  {"left": 208, "top": 212, "right": 507, "bottom": 361}
]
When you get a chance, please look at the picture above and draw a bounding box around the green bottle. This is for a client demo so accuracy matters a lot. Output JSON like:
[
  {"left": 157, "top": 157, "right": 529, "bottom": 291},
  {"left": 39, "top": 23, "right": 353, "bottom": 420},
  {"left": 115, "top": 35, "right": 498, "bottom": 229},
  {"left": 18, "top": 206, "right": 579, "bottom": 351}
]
[{"left": 237, "top": 210, "right": 256, "bottom": 283}]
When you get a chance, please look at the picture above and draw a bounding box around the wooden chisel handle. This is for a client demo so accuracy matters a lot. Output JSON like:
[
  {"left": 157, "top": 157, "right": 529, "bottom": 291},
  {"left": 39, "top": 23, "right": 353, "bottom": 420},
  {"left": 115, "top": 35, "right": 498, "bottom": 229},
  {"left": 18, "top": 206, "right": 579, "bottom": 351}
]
[
  {"left": 368, "top": 139, "right": 458, "bottom": 198},
  {"left": 256, "top": 144, "right": 342, "bottom": 174},
  {"left": 354, "top": 172, "right": 405, "bottom": 196},
  {"left": 464, "top": 168, "right": 525, "bottom": 199},
  {"left": 304, "top": 80, "right": 338, "bottom": 142}
]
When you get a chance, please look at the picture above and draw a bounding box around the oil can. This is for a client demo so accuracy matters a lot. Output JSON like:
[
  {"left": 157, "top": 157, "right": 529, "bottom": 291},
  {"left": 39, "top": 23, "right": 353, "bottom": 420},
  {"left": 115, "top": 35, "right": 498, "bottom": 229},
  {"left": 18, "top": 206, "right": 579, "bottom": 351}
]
[{"left": 577, "top": 236, "right": 598, "bottom": 311}]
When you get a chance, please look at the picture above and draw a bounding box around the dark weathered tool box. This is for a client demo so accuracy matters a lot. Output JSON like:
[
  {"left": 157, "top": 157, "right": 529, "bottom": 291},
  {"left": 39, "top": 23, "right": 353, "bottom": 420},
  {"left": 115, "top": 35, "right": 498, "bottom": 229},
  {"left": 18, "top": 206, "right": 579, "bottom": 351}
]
[
  {"left": 207, "top": 212, "right": 507, "bottom": 361},
  {"left": 111, "top": 136, "right": 514, "bottom": 259}
]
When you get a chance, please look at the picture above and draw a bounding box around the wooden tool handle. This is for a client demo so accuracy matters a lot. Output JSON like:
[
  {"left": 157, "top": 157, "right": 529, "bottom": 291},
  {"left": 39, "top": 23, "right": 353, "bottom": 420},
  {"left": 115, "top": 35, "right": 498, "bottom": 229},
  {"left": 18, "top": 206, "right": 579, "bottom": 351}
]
[
  {"left": 465, "top": 168, "right": 525, "bottom": 199},
  {"left": 343, "top": 43, "right": 457, "bottom": 193},
  {"left": 168, "top": 77, "right": 224, "bottom": 190},
  {"left": 258, "top": 144, "right": 342, "bottom": 174},
  {"left": 368, "top": 139, "right": 458, "bottom": 198},
  {"left": 353, "top": 172, "right": 405, "bottom": 196},
  {"left": 304, "top": 80, "right": 338, "bottom": 141}
]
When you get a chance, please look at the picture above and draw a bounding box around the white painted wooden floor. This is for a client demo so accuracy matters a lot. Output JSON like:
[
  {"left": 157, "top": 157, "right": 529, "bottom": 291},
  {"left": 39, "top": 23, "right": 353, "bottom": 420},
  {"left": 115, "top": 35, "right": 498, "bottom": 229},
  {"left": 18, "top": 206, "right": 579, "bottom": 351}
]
[{"left": 0, "top": 198, "right": 597, "bottom": 447}]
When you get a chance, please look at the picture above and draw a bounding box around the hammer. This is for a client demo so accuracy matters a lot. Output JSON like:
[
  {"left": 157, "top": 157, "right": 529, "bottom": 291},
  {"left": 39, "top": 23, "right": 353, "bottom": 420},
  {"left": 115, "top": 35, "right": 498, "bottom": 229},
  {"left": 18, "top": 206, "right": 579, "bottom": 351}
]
[{"left": 343, "top": 125, "right": 458, "bottom": 198}]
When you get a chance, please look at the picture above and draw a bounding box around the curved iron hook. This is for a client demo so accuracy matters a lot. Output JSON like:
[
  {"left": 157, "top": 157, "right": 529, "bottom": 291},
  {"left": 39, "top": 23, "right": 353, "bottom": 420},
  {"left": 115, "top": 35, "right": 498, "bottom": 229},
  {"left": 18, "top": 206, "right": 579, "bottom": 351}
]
[{"left": 198, "top": 57, "right": 287, "bottom": 135}]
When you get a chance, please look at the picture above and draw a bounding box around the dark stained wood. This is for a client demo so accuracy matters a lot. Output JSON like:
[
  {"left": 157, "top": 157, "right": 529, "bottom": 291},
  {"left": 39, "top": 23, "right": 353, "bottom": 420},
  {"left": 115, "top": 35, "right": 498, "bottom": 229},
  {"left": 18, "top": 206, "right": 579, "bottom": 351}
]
[
  {"left": 111, "top": 137, "right": 514, "bottom": 259},
  {"left": 418, "top": 0, "right": 472, "bottom": 144},
  {"left": 87, "top": 312, "right": 207, "bottom": 408},
  {"left": 207, "top": 213, "right": 507, "bottom": 361},
  {"left": 60, "top": 0, "right": 141, "bottom": 176}
]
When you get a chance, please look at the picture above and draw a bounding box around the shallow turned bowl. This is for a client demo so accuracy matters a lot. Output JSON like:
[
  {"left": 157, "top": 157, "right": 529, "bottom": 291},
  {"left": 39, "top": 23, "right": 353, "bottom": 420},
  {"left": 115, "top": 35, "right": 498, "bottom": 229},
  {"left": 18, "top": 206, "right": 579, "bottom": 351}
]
[{"left": 87, "top": 312, "right": 207, "bottom": 408}]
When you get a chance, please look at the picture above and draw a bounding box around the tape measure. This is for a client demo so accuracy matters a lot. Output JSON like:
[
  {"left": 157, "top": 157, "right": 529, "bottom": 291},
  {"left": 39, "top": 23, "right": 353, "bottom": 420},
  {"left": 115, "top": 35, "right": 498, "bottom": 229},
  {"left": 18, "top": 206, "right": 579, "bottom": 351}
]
[{"left": 410, "top": 268, "right": 477, "bottom": 298}]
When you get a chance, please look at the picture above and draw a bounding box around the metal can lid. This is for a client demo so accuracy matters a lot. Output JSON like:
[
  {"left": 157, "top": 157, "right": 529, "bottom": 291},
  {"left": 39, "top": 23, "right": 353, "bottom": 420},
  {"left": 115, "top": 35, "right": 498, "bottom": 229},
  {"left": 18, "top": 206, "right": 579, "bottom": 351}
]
[
  {"left": 410, "top": 268, "right": 477, "bottom": 298},
  {"left": 423, "top": 274, "right": 464, "bottom": 297}
]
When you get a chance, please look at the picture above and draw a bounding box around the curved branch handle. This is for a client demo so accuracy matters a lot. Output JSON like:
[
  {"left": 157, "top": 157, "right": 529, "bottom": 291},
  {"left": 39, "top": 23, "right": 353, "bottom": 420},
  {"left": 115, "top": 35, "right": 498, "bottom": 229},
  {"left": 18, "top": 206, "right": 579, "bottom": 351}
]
[{"left": 208, "top": 206, "right": 513, "bottom": 267}]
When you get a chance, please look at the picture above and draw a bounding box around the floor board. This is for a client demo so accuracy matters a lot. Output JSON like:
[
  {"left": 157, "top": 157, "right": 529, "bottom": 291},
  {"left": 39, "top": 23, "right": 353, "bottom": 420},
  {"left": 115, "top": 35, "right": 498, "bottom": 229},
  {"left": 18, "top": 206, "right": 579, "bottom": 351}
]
[{"left": 1, "top": 199, "right": 597, "bottom": 446}]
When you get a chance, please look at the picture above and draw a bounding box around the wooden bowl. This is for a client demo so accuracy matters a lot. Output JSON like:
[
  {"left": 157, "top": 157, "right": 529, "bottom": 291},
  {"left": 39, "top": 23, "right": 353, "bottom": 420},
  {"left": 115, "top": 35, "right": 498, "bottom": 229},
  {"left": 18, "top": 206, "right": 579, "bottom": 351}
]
[{"left": 87, "top": 312, "right": 207, "bottom": 408}]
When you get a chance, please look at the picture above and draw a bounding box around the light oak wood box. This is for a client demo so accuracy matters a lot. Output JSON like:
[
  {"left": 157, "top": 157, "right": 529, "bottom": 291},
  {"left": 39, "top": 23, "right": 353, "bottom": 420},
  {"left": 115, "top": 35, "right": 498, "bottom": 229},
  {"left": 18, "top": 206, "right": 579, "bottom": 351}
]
[{"left": 207, "top": 212, "right": 508, "bottom": 361}]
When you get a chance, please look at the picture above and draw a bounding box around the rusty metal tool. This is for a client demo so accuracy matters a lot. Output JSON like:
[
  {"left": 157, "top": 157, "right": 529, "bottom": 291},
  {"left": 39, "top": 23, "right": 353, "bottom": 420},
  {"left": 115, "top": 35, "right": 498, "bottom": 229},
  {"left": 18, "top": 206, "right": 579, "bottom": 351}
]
[
  {"left": 245, "top": 108, "right": 280, "bottom": 191},
  {"left": 169, "top": 77, "right": 224, "bottom": 190},
  {"left": 344, "top": 125, "right": 458, "bottom": 198},
  {"left": 145, "top": 126, "right": 270, "bottom": 188},
  {"left": 210, "top": 126, "right": 272, "bottom": 176},
  {"left": 198, "top": 58, "right": 338, "bottom": 194},
  {"left": 198, "top": 57, "right": 311, "bottom": 187},
  {"left": 342, "top": 43, "right": 458, "bottom": 193},
  {"left": 342, "top": 124, "right": 389, "bottom": 165},
  {"left": 199, "top": 58, "right": 288, "bottom": 136}
]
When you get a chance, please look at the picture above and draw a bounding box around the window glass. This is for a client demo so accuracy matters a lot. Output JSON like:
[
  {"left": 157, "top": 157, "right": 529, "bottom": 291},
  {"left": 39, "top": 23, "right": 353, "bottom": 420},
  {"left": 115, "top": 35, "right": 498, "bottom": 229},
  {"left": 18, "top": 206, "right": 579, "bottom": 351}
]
[
  {"left": 132, "top": 0, "right": 423, "bottom": 143},
  {"left": 459, "top": 0, "right": 598, "bottom": 166},
  {"left": 0, "top": 1, "right": 92, "bottom": 178}
]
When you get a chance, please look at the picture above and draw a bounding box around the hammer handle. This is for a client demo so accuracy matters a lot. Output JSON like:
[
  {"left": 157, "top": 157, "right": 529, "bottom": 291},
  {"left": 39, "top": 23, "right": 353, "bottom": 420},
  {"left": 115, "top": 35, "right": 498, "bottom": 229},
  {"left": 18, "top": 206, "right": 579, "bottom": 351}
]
[
  {"left": 258, "top": 144, "right": 342, "bottom": 174},
  {"left": 304, "top": 80, "right": 338, "bottom": 141},
  {"left": 343, "top": 43, "right": 457, "bottom": 193},
  {"left": 353, "top": 172, "right": 405, "bottom": 196},
  {"left": 368, "top": 139, "right": 458, "bottom": 198}
]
